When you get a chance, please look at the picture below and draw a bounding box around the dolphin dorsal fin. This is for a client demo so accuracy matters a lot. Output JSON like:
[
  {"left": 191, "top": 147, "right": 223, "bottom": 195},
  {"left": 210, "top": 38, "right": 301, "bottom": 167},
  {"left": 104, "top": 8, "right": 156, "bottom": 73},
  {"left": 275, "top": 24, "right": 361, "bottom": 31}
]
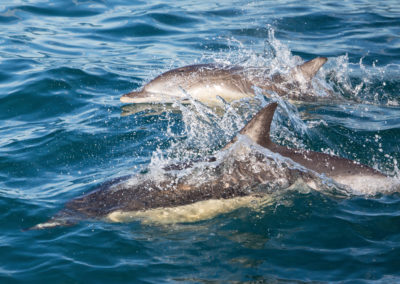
[
  {"left": 295, "top": 57, "right": 327, "bottom": 81},
  {"left": 223, "top": 103, "right": 278, "bottom": 150},
  {"left": 238, "top": 102, "right": 278, "bottom": 147}
]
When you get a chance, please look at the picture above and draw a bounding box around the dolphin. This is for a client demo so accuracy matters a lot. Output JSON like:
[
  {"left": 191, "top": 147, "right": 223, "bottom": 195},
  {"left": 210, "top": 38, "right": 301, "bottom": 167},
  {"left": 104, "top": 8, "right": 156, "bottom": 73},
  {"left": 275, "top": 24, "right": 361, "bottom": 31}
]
[
  {"left": 29, "top": 103, "right": 394, "bottom": 230},
  {"left": 120, "top": 57, "right": 329, "bottom": 106}
]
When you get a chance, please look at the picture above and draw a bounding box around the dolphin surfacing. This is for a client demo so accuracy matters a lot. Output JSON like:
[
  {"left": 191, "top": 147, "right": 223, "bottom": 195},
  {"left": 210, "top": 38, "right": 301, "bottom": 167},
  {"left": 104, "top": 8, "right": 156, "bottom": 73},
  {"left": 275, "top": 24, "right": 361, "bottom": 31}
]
[
  {"left": 120, "top": 57, "right": 328, "bottom": 106},
  {"left": 30, "top": 102, "right": 395, "bottom": 230}
]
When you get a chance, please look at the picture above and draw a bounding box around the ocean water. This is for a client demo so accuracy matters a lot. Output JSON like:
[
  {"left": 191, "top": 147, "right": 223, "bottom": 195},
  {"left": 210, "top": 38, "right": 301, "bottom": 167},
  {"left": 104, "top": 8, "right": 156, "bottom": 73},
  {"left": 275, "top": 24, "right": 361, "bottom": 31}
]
[{"left": 1, "top": 0, "right": 400, "bottom": 283}]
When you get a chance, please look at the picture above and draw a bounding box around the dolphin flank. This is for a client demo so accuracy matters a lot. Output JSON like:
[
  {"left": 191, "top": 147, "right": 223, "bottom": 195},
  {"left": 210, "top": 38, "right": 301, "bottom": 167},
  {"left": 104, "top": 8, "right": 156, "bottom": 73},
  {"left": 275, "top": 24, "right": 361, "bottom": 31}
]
[
  {"left": 120, "top": 57, "right": 328, "bottom": 106},
  {"left": 29, "top": 103, "right": 394, "bottom": 230}
]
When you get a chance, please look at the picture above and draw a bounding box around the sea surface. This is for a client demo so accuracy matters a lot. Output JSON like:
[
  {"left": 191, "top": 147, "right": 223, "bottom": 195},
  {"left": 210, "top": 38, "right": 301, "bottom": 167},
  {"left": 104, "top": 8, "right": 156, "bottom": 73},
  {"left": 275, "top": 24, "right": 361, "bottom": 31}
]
[{"left": 1, "top": 0, "right": 400, "bottom": 283}]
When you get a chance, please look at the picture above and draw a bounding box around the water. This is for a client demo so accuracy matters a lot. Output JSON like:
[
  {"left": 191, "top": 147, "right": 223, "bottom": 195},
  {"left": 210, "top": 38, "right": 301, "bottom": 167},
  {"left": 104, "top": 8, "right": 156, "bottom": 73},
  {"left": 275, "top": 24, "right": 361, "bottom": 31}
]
[{"left": 1, "top": 0, "right": 400, "bottom": 282}]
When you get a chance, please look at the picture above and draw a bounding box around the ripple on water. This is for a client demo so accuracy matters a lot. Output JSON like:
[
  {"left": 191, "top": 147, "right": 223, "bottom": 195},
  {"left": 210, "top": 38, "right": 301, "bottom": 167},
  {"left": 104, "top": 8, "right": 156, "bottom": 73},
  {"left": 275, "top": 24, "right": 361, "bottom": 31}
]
[{"left": 0, "top": 0, "right": 400, "bottom": 283}]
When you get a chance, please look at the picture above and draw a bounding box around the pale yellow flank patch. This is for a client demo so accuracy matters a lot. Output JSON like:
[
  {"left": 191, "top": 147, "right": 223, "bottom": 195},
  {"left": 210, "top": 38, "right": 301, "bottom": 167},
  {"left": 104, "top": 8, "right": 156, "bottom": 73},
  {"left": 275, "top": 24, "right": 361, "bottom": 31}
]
[{"left": 106, "top": 195, "right": 273, "bottom": 225}]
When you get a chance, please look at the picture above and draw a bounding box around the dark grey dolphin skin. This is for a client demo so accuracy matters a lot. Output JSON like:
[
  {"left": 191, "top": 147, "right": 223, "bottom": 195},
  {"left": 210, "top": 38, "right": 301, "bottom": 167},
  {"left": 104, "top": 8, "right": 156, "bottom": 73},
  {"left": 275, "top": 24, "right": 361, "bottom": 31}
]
[
  {"left": 227, "top": 104, "right": 385, "bottom": 181},
  {"left": 29, "top": 103, "right": 390, "bottom": 230},
  {"left": 120, "top": 57, "right": 329, "bottom": 105}
]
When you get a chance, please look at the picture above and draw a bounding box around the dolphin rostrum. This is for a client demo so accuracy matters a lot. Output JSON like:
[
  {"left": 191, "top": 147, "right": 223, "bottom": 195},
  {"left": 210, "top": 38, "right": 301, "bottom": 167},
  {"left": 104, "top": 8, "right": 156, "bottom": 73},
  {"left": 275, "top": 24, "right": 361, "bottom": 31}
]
[
  {"left": 120, "top": 57, "right": 329, "bottom": 106},
  {"left": 30, "top": 103, "right": 394, "bottom": 230}
]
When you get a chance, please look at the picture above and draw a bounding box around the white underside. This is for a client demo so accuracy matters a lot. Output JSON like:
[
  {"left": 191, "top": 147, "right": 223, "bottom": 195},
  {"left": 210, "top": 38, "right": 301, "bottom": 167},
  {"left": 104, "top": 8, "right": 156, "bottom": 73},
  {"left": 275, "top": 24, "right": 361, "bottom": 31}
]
[
  {"left": 334, "top": 174, "right": 399, "bottom": 195},
  {"left": 106, "top": 195, "right": 273, "bottom": 225},
  {"left": 123, "top": 85, "right": 254, "bottom": 106}
]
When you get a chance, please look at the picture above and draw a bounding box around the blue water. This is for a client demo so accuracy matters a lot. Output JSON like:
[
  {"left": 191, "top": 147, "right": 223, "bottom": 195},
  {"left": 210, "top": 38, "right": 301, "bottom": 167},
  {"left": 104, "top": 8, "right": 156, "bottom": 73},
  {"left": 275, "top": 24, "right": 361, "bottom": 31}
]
[{"left": 1, "top": 0, "right": 400, "bottom": 282}]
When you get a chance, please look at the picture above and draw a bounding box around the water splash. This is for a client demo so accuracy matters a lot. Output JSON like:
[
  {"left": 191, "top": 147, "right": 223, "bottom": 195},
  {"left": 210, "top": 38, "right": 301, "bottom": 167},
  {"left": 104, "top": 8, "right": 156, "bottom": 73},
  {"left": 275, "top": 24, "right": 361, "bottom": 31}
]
[
  {"left": 323, "top": 54, "right": 400, "bottom": 106},
  {"left": 142, "top": 28, "right": 400, "bottom": 197}
]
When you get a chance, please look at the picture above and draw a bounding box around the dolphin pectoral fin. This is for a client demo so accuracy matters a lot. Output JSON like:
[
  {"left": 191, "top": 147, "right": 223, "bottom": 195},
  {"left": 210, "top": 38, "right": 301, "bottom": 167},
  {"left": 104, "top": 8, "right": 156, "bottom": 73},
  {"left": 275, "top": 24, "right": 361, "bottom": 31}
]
[{"left": 295, "top": 57, "right": 328, "bottom": 81}]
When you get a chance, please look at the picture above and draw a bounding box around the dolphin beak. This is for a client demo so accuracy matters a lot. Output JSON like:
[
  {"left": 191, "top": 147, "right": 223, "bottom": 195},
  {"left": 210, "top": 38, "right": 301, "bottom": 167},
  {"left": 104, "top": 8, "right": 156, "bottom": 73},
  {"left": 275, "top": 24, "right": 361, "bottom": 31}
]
[
  {"left": 120, "top": 91, "right": 140, "bottom": 103},
  {"left": 120, "top": 90, "right": 167, "bottom": 104}
]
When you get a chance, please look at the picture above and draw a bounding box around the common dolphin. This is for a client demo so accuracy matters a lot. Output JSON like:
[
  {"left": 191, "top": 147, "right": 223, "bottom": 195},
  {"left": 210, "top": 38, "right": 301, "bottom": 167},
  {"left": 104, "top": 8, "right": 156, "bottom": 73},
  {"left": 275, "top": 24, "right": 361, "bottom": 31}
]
[
  {"left": 120, "top": 57, "right": 329, "bottom": 106},
  {"left": 30, "top": 103, "right": 394, "bottom": 230}
]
